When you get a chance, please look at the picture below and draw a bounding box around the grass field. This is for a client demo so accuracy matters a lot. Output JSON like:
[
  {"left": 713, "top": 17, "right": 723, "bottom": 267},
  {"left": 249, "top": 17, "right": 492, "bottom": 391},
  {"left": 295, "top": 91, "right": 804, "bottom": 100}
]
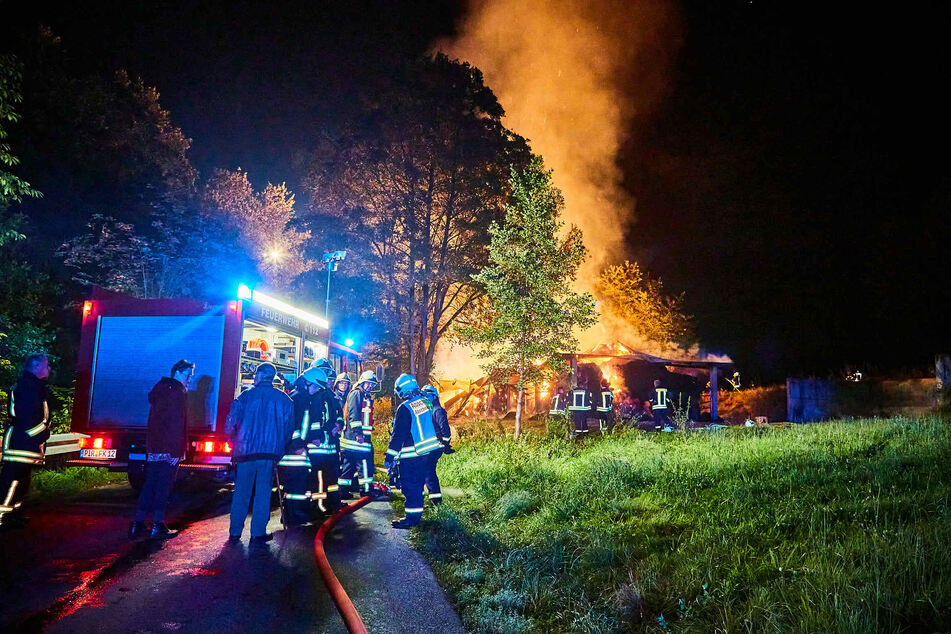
[
  {"left": 30, "top": 466, "right": 126, "bottom": 499},
  {"left": 411, "top": 417, "right": 951, "bottom": 632}
]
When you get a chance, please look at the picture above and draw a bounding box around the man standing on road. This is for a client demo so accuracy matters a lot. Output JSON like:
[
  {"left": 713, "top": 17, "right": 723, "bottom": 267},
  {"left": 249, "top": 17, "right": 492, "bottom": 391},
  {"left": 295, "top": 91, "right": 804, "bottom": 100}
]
[
  {"left": 341, "top": 370, "right": 379, "bottom": 499},
  {"left": 129, "top": 360, "right": 194, "bottom": 540},
  {"left": 0, "top": 354, "right": 51, "bottom": 531},
  {"left": 226, "top": 363, "right": 294, "bottom": 544}
]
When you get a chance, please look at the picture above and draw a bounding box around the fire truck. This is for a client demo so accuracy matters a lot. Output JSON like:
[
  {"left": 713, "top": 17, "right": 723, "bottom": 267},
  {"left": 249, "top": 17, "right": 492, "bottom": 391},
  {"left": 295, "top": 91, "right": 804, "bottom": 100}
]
[{"left": 67, "top": 284, "right": 363, "bottom": 489}]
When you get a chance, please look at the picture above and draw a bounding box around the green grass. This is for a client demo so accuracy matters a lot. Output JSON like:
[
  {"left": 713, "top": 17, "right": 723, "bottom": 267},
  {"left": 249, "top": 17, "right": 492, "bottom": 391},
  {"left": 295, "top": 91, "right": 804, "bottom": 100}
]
[
  {"left": 29, "top": 466, "right": 126, "bottom": 499},
  {"left": 411, "top": 417, "right": 951, "bottom": 632}
]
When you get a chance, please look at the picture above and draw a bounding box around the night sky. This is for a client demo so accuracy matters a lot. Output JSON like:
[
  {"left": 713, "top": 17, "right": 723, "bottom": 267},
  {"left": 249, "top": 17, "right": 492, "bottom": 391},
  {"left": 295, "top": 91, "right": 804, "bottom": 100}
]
[{"left": 3, "top": 1, "right": 949, "bottom": 383}]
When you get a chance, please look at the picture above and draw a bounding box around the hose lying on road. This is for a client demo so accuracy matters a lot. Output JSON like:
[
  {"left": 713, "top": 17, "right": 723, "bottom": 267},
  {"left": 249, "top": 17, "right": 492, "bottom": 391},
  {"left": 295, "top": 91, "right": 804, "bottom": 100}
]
[{"left": 313, "top": 494, "right": 372, "bottom": 634}]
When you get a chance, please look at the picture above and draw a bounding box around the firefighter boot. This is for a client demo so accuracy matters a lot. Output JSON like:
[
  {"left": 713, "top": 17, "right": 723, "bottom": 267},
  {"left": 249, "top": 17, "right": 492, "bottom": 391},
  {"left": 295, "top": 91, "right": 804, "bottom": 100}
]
[
  {"left": 150, "top": 522, "right": 179, "bottom": 540},
  {"left": 128, "top": 520, "right": 148, "bottom": 540},
  {"left": 391, "top": 516, "right": 421, "bottom": 529}
]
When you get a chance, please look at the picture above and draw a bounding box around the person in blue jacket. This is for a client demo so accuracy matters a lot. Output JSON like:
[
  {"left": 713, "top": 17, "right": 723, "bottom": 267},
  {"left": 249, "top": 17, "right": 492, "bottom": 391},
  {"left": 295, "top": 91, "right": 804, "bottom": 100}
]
[
  {"left": 384, "top": 373, "right": 440, "bottom": 528},
  {"left": 420, "top": 385, "right": 454, "bottom": 506}
]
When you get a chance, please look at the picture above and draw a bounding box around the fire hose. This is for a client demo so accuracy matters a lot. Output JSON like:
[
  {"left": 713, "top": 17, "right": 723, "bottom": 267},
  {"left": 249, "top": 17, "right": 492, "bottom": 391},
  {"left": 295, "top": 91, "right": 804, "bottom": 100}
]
[{"left": 313, "top": 484, "right": 389, "bottom": 634}]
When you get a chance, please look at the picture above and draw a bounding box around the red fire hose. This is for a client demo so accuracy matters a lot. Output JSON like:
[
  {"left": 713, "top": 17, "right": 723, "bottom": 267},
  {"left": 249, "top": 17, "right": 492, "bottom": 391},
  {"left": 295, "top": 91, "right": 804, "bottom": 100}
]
[{"left": 313, "top": 492, "right": 373, "bottom": 634}]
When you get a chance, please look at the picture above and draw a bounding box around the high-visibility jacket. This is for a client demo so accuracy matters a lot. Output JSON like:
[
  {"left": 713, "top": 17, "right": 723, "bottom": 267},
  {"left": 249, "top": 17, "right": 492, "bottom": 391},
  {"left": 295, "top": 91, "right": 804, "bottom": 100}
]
[
  {"left": 386, "top": 394, "right": 439, "bottom": 459},
  {"left": 597, "top": 390, "right": 614, "bottom": 413},
  {"left": 568, "top": 388, "right": 592, "bottom": 411},
  {"left": 652, "top": 387, "right": 669, "bottom": 410},
  {"left": 549, "top": 393, "right": 567, "bottom": 415},
  {"left": 342, "top": 389, "right": 373, "bottom": 453},
  {"left": 2, "top": 372, "right": 50, "bottom": 467}
]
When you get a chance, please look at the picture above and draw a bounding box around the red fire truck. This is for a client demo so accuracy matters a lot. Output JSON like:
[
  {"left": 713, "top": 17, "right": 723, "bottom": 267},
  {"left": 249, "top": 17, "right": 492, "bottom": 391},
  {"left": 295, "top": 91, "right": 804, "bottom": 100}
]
[{"left": 67, "top": 284, "right": 362, "bottom": 489}]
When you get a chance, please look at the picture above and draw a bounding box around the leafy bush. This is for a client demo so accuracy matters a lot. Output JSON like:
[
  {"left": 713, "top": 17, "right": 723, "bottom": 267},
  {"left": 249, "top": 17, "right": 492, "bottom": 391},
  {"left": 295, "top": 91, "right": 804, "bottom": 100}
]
[{"left": 31, "top": 467, "right": 125, "bottom": 499}]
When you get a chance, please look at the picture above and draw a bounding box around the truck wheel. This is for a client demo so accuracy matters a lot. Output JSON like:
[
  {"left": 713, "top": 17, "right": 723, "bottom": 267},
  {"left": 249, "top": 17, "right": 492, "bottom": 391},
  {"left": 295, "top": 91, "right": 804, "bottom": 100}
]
[{"left": 128, "top": 463, "right": 146, "bottom": 492}]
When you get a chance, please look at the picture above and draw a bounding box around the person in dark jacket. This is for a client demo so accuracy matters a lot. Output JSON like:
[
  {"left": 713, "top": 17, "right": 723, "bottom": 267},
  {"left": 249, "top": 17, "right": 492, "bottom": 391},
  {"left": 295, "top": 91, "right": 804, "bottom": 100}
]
[
  {"left": 568, "top": 379, "right": 593, "bottom": 439},
  {"left": 420, "top": 385, "right": 453, "bottom": 506},
  {"left": 129, "top": 360, "right": 194, "bottom": 540},
  {"left": 341, "top": 370, "right": 378, "bottom": 498},
  {"left": 226, "top": 363, "right": 294, "bottom": 544},
  {"left": 0, "top": 354, "right": 51, "bottom": 530}
]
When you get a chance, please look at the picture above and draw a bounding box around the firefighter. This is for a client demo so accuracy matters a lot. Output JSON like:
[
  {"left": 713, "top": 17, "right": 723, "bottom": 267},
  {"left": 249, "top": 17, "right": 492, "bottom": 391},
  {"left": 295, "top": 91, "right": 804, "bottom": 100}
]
[
  {"left": 548, "top": 385, "right": 568, "bottom": 418},
  {"left": 596, "top": 378, "right": 614, "bottom": 433},
  {"left": 420, "top": 385, "right": 454, "bottom": 506},
  {"left": 385, "top": 374, "right": 440, "bottom": 528},
  {"left": 340, "top": 370, "right": 379, "bottom": 498},
  {"left": 0, "top": 354, "right": 51, "bottom": 531},
  {"left": 277, "top": 368, "right": 327, "bottom": 526},
  {"left": 568, "top": 378, "right": 593, "bottom": 439},
  {"left": 310, "top": 359, "right": 344, "bottom": 507},
  {"left": 651, "top": 379, "right": 674, "bottom": 430},
  {"left": 310, "top": 367, "right": 344, "bottom": 514}
]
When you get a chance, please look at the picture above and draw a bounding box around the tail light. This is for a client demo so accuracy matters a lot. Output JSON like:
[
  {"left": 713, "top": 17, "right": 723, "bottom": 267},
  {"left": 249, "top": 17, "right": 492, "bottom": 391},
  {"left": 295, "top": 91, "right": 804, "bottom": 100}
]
[
  {"left": 79, "top": 437, "right": 112, "bottom": 449},
  {"left": 194, "top": 440, "right": 232, "bottom": 453}
]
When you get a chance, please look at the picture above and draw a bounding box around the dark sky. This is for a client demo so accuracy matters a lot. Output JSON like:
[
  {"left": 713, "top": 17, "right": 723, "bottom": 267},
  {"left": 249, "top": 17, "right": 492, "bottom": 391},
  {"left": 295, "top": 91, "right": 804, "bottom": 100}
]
[{"left": 3, "top": 1, "right": 949, "bottom": 381}]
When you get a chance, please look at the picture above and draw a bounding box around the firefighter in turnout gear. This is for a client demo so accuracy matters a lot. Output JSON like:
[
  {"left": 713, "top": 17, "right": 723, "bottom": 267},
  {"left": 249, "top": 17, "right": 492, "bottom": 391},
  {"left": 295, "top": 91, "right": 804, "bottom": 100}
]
[
  {"left": 651, "top": 379, "right": 674, "bottom": 430},
  {"left": 333, "top": 373, "right": 352, "bottom": 410},
  {"left": 278, "top": 369, "right": 325, "bottom": 525},
  {"left": 0, "top": 354, "right": 51, "bottom": 530},
  {"left": 548, "top": 386, "right": 568, "bottom": 418},
  {"left": 568, "top": 379, "right": 593, "bottom": 439},
  {"left": 386, "top": 374, "right": 440, "bottom": 528},
  {"left": 310, "top": 359, "right": 345, "bottom": 508},
  {"left": 341, "top": 370, "right": 378, "bottom": 498},
  {"left": 308, "top": 367, "right": 344, "bottom": 515},
  {"left": 420, "top": 385, "right": 453, "bottom": 506},
  {"left": 596, "top": 378, "right": 615, "bottom": 433}
]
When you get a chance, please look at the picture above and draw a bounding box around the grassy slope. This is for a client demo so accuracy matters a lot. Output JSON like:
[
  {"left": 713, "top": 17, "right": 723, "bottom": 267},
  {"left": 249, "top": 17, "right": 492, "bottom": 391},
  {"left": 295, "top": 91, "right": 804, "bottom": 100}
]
[
  {"left": 30, "top": 467, "right": 126, "bottom": 499},
  {"left": 412, "top": 417, "right": 951, "bottom": 632}
]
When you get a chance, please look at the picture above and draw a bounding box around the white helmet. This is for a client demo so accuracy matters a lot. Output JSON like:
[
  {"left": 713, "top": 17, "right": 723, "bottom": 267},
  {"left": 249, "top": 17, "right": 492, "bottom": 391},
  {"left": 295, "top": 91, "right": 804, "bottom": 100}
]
[{"left": 356, "top": 370, "right": 379, "bottom": 391}]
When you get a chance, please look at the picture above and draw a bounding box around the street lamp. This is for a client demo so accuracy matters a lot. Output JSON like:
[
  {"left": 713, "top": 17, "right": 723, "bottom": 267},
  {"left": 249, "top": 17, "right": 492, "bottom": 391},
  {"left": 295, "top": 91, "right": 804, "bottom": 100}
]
[{"left": 321, "top": 250, "right": 346, "bottom": 354}]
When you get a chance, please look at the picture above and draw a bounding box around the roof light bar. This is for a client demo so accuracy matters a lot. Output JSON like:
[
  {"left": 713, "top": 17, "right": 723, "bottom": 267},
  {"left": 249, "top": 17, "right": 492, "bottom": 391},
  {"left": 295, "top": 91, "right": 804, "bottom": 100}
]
[{"left": 236, "top": 284, "right": 329, "bottom": 330}]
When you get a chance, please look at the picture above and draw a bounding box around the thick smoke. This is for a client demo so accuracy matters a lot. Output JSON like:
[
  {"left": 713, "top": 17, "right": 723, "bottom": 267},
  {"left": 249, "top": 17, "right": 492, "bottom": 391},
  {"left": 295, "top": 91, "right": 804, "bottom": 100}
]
[{"left": 432, "top": 0, "right": 726, "bottom": 378}]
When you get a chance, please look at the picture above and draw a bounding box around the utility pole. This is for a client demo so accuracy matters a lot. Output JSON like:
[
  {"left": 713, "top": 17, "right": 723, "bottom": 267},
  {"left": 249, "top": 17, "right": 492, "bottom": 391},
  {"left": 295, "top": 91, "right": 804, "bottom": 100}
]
[{"left": 321, "top": 250, "right": 347, "bottom": 356}]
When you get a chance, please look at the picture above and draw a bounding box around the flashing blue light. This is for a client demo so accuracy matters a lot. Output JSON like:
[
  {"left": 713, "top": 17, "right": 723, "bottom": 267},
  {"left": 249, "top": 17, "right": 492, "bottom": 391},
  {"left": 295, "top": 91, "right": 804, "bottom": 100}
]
[
  {"left": 237, "top": 283, "right": 252, "bottom": 300},
  {"left": 344, "top": 338, "right": 354, "bottom": 348}
]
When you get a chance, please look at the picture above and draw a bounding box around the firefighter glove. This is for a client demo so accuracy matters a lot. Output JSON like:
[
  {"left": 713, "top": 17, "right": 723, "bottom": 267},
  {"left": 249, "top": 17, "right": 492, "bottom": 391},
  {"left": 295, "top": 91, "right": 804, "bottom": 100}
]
[{"left": 384, "top": 455, "right": 395, "bottom": 471}]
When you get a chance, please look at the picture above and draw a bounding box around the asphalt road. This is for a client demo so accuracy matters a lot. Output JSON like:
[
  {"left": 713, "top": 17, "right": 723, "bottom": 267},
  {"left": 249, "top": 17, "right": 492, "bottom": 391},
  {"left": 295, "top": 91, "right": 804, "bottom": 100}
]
[{"left": 0, "top": 476, "right": 463, "bottom": 633}]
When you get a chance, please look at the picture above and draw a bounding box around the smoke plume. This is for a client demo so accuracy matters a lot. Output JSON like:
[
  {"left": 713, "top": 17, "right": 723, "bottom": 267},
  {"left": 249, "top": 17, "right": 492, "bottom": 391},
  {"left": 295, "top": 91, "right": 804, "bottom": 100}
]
[{"left": 432, "top": 0, "right": 726, "bottom": 376}]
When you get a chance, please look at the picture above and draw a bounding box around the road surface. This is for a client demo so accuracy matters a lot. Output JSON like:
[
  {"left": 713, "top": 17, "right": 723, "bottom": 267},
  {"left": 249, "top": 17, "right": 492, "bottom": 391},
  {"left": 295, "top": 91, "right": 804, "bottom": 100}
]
[{"left": 0, "top": 477, "right": 463, "bottom": 633}]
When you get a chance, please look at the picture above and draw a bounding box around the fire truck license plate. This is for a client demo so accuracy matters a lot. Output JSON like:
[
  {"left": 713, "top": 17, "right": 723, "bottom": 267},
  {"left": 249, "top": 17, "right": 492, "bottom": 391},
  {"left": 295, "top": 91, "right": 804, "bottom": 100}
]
[{"left": 80, "top": 449, "right": 117, "bottom": 459}]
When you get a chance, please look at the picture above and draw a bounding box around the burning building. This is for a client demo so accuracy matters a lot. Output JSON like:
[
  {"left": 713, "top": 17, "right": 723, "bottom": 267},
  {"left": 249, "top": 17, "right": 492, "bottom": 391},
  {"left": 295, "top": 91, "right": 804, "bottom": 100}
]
[{"left": 437, "top": 342, "right": 732, "bottom": 421}]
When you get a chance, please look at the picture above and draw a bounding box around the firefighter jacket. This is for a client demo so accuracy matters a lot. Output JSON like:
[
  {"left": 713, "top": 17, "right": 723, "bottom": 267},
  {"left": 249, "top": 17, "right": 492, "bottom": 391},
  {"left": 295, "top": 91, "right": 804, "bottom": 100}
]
[
  {"left": 145, "top": 377, "right": 188, "bottom": 459},
  {"left": 433, "top": 404, "right": 451, "bottom": 447},
  {"left": 652, "top": 387, "right": 669, "bottom": 410},
  {"left": 3, "top": 371, "right": 50, "bottom": 466},
  {"left": 225, "top": 383, "right": 294, "bottom": 462},
  {"left": 342, "top": 389, "right": 373, "bottom": 453},
  {"left": 386, "top": 393, "right": 440, "bottom": 460},
  {"left": 549, "top": 392, "right": 567, "bottom": 415},
  {"left": 568, "top": 387, "right": 592, "bottom": 412},
  {"left": 597, "top": 389, "right": 614, "bottom": 413}
]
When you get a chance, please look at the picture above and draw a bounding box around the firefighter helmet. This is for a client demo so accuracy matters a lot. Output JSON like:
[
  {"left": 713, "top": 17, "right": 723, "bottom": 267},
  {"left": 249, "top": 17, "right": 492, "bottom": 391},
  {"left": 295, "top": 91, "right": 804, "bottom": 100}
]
[
  {"left": 394, "top": 373, "right": 419, "bottom": 399},
  {"left": 356, "top": 370, "right": 379, "bottom": 391},
  {"left": 314, "top": 358, "right": 336, "bottom": 382},
  {"left": 300, "top": 366, "right": 328, "bottom": 388},
  {"left": 334, "top": 372, "right": 353, "bottom": 390},
  {"left": 420, "top": 384, "right": 440, "bottom": 405}
]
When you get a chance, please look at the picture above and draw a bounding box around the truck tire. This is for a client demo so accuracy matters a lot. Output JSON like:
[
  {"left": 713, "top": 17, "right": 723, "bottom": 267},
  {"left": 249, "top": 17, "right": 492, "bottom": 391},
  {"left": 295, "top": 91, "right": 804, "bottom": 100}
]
[{"left": 128, "top": 462, "right": 146, "bottom": 492}]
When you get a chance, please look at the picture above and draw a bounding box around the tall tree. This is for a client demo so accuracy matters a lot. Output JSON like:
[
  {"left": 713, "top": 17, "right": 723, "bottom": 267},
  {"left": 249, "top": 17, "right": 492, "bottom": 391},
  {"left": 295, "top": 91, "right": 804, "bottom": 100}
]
[
  {"left": 0, "top": 53, "right": 40, "bottom": 243},
  {"left": 304, "top": 54, "right": 531, "bottom": 380},
  {"left": 458, "top": 159, "right": 596, "bottom": 438},
  {"left": 204, "top": 168, "right": 310, "bottom": 289},
  {"left": 596, "top": 260, "right": 694, "bottom": 351}
]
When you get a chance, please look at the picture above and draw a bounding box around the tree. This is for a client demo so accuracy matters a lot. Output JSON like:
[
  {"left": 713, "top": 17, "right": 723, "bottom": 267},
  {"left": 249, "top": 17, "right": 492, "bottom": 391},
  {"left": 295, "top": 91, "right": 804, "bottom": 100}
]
[
  {"left": 204, "top": 168, "right": 310, "bottom": 289},
  {"left": 303, "top": 54, "right": 531, "bottom": 380},
  {"left": 458, "top": 159, "right": 596, "bottom": 438},
  {"left": 596, "top": 260, "right": 694, "bottom": 351},
  {"left": 0, "top": 54, "right": 40, "bottom": 211}
]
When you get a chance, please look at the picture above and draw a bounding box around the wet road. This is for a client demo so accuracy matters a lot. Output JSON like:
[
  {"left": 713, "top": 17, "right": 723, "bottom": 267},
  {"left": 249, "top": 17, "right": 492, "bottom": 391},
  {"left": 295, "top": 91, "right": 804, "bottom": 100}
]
[{"left": 0, "top": 479, "right": 463, "bottom": 633}]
